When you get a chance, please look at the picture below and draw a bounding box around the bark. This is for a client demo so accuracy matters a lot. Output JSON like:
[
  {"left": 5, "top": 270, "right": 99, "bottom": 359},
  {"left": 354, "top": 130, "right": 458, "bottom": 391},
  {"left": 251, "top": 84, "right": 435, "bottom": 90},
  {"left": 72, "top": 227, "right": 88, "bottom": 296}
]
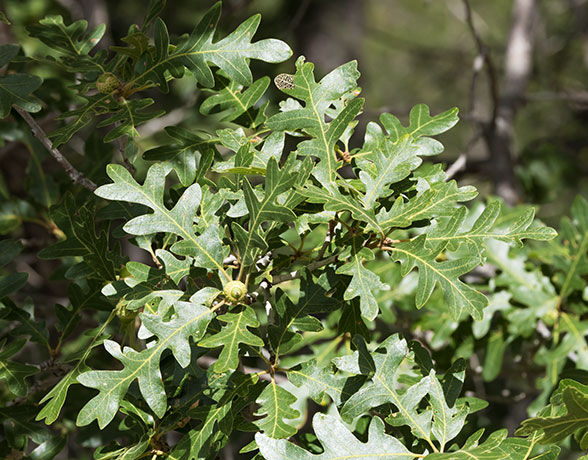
[{"left": 485, "top": 0, "right": 537, "bottom": 205}]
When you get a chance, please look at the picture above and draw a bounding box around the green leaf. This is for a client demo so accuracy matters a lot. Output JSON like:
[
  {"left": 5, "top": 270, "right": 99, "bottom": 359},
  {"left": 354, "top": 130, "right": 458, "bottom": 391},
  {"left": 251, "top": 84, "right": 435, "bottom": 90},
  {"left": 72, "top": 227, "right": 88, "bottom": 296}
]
[
  {"left": 426, "top": 429, "right": 559, "bottom": 460},
  {"left": 234, "top": 157, "right": 298, "bottom": 267},
  {"left": 155, "top": 249, "right": 191, "bottom": 285},
  {"left": 95, "top": 163, "right": 230, "bottom": 282},
  {"left": 428, "top": 371, "right": 469, "bottom": 450},
  {"left": 36, "top": 321, "right": 112, "bottom": 424},
  {"left": 552, "top": 195, "right": 588, "bottom": 305},
  {"left": 0, "top": 45, "right": 42, "bottom": 118},
  {"left": 0, "top": 272, "right": 28, "bottom": 299},
  {"left": 380, "top": 104, "right": 459, "bottom": 141},
  {"left": 170, "top": 404, "right": 231, "bottom": 460},
  {"left": 0, "top": 240, "right": 28, "bottom": 298},
  {"left": 251, "top": 132, "right": 285, "bottom": 169},
  {"left": 267, "top": 57, "right": 362, "bottom": 187},
  {"left": 56, "top": 282, "right": 109, "bottom": 342},
  {"left": 0, "top": 298, "right": 49, "bottom": 347},
  {"left": 340, "top": 335, "right": 467, "bottom": 449},
  {"left": 256, "top": 413, "right": 415, "bottom": 460},
  {"left": 96, "top": 98, "right": 165, "bottom": 142},
  {"left": 76, "top": 295, "right": 213, "bottom": 428},
  {"left": 0, "top": 338, "right": 38, "bottom": 396},
  {"left": 386, "top": 235, "right": 487, "bottom": 320},
  {"left": 48, "top": 93, "right": 113, "bottom": 147},
  {"left": 21, "top": 131, "right": 60, "bottom": 208},
  {"left": 143, "top": 0, "right": 166, "bottom": 29},
  {"left": 137, "top": 3, "right": 292, "bottom": 90},
  {"left": 269, "top": 272, "right": 338, "bottom": 359},
  {"left": 170, "top": 373, "right": 258, "bottom": 459},
  {"left": 336, "top": 248, "right": 389, "bottom": 321},
  {"left": 517, "top": 383, "right": 588, "bottom": 448},
  {"left": 254, "top": 381, "right": 300, "bottom": 439},
  {"left": 200, "top": 76, "right": 270, "bottom": 128},
  {"left": 372, "top": 181, "right": 477, "bottom": 232},
  {"left": 300, "top": 184, "right": 382, "bottom": 234},
  {"left": 26, "top": 15, "right": 105, "bottom": 57},
  {"left": 359, "top": 136, "right": 421, "bottom": 210},
  {"left": 481, "top": 330, "right": 508, "bottom": 382},
  {"left": 199, "top": 305, "right": 264, "bottom": 373},
  {"left": 142, "top": 126, "right": 216, "bottom": 187},
  {"left": 426, "top": 201, "right": 557, "bottom": 256},
  {"left": 287, "top": 359, "right": 358, "bottom": 406},
  {"left": 1, "top": 405, "right": 54, "bottom": 450},
  {"left": 442, "top": 358, "right": 466, "bottom": 408},
  {"left": 25, "top": 434, "right": 67, "bottom": 460},
  {"left": 0, "top": 44, "right": 19, "bottom": 67}
]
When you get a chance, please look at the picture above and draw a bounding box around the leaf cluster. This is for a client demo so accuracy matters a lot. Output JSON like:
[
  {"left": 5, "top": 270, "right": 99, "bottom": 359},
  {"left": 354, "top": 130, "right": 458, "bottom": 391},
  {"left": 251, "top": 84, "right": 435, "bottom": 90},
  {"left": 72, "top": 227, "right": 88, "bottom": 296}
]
[{"left": 0, "top": 2, "right": 586, "bottom": 460}]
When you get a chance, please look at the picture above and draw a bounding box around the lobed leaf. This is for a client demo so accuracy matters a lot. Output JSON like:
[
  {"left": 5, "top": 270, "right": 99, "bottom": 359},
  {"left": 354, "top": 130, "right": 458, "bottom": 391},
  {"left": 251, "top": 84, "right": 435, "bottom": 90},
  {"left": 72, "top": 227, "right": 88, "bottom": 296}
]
[
  {"left": 257, "top": 413, "right": 415, "bottom": 460},
  {"left": 77, "top": 295, "right": 213, "bottom": 428}
]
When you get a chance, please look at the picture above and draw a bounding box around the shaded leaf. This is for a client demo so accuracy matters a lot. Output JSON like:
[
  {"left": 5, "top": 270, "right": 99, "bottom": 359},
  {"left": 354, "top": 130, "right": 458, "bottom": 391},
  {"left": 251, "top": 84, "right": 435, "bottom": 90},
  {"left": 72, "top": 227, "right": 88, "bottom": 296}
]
[
  {"left": 0, "top": 45, "right": 42, "bottom": 118},
  {"left": 517, "top": 382, "right": 588, "bottom": 449},
  {"left": 26, "top": 15, "right": 104, "bottom": 57},
  {"left": 0, "top": 338, "right": 38, "bottom": 396},
  {"left": 380, "top": 104, "right": 459, "bottom": 141},
  {"left": 200, "top": 76, "right": 270, "bottom": 128},
  {"left": 38, "top": 194, "right": 118, "bottom": 282}
]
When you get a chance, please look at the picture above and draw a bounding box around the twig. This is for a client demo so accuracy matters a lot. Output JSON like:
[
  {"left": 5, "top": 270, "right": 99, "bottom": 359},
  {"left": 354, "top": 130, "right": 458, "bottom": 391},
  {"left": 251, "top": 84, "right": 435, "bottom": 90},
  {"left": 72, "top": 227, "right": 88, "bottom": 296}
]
[
  {"left": 14, "top": 107, "right": 97, "bottom": 192},
  {"left": 317, "top": 221, "right": 337, "bottom": 261},
  {"left": 445, "top": 153, "right": 467, "bottom": 180},
  {"left": 196, "top": 355, "right": 287, "bottom": 384},
  {"left": 462, "top": 0, "right": 499, "bottom": 127},
  {"left": 271, "top": 254, "right": 339, "bottom": 286}
]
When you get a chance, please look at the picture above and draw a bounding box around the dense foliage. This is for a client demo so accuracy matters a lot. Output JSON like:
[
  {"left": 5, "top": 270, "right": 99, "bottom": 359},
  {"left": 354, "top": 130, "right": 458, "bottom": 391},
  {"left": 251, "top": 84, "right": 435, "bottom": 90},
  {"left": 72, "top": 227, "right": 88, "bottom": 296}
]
[{"left": 0, "top": 2, "right": 587, "bottom": 459}]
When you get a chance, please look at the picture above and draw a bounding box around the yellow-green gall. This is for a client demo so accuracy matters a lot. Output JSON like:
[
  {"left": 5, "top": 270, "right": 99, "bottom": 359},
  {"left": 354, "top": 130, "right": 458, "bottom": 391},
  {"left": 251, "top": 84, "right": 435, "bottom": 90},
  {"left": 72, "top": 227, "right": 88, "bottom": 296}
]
[
  {"left": 223, "top": 280, "right": 247, "bottom": 303},
  {"left": 114, "top": 300, "right": 138, "bottom": 323},
  {"left": 96, "top": 72, "right": 120, "bottom": 94}
]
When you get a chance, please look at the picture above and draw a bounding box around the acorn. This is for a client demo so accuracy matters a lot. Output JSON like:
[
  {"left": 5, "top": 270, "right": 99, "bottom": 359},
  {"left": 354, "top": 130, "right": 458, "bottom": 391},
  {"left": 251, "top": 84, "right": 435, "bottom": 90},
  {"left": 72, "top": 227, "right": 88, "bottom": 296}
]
[
  {"left": 223, "top": 280, "right": 247, "bottom": 304},
  {"left": 96, "top": 72, "right": 120, "bottom": 94}
]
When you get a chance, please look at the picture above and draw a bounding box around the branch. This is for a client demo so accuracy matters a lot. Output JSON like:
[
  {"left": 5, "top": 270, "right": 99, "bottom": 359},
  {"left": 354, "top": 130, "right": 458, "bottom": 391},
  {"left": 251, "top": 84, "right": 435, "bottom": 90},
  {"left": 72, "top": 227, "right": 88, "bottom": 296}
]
[
  {"left": 445, "top": 153, "right": 467, "bottom": 180},
  {"left": 461, "top": 0, "right": 536, "bottom": 205},
  {"left": 461, "top": 0, "right": 499, "bottom": 126},
  {"left": 270, "top": 254, "right": 339, "bottom": 285},
  {"left": 487, "top": 0, "right": 537, "bottom": 205},
  {"left": 317, "top": 221, "right": 337, "bottom": 261},
  {"left": 251, "top": 254, "right": 340, "bottom": 299},
  {"left": 196, "top": 355, "right": 287, "bottom": 384},
  {"left": 14, "top": 107, "right": 97, "bottom": 192}
]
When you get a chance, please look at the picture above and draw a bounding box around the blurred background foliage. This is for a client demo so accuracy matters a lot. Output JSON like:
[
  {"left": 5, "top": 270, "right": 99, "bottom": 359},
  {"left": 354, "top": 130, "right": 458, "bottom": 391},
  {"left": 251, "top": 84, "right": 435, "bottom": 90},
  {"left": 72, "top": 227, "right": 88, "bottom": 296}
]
[
  {"left": 1, "top": 1, "right": 588, "bottom": 459},
  {"left": 2, "top": 0, "right": 587, "bottom": 221}
]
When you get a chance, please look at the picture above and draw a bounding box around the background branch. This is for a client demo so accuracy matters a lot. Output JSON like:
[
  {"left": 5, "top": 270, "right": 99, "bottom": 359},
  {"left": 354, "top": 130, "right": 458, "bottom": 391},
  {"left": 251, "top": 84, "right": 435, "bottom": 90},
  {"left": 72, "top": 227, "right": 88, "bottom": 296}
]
[{"left": 14, "top": 108, "right": 97, "bottom": 192}]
